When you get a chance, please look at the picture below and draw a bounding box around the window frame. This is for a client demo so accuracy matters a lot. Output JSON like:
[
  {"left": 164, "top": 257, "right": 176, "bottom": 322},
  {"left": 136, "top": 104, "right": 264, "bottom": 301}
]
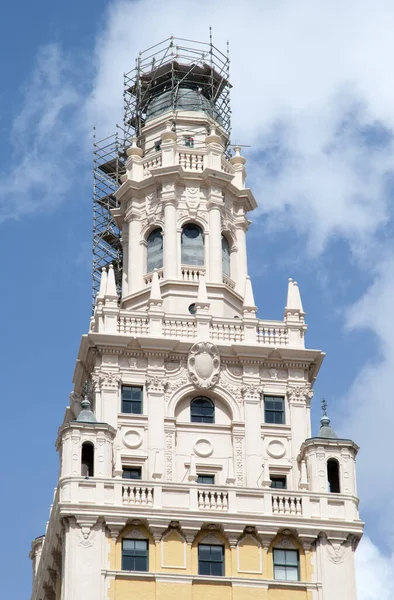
[
  {"left": 273, "top": 548, "right": 300, "bottom": 582},
  {"left": 146, "top": 227, "right": 163, "bottom": 273},
  {"left": 270, "top": 476, "right": 287, "bottom": 489},
  {"left": 121, "top": 538, "right": 149, "bottom": 572},
  {"left": 190, "top": 396, "right": 215, "bottom": 424},
  {"left": 181, "top": 223, "right": 204, "bottom": 266},
  {"left": 264, "top": 395, "right": 285, "bottom": 425},
  {"left": 122, "top": 467, "right": 142, "bottom": 480},
  {"left": 197, "top": 474, "right": 215, "bottom": 485},
  {"left": 121, "top": 385, "right": 143, "bottom": 415},
  {"left": 221, "top": 235, "right": 231, "bottom": 277},
  {"left": 198, "top": 543, "right": 224, "bottom": 577}
]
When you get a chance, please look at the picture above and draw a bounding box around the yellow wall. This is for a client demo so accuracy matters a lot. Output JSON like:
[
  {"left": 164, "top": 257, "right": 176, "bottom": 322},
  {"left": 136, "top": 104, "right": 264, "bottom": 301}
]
[{"left": 109, "top": 527, "right": 313, "bottom": 600}]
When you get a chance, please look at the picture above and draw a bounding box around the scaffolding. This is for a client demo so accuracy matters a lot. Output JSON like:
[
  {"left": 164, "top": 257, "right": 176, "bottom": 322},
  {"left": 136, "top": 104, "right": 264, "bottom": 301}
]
[{"left": 92, "top": 35, "right": 231, "bottom": 307}]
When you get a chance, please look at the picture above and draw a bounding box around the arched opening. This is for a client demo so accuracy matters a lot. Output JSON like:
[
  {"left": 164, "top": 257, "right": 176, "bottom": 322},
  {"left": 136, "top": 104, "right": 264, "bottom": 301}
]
[
  {"left": 81, "top": 442, "right": 94, "bottom": 477},
  {"left": 181, "top": 224, "right": 204, "bottom": 266},
  {"left": 327, "top": 458, "right": 340, "bottom": 493},
  {"left": 190, "top": 396, "right": 215, "bottom": 423},
  {"left": 146, "top": 228, "right": 163, "bottom": 273},
  {"left": 222, "top": 235, "right": 230, "bottom": 277}
]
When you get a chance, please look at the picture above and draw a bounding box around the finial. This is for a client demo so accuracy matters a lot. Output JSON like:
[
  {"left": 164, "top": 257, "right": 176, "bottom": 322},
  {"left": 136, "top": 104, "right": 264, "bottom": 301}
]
[
  {"left": 321, "top": 397, "right": 328, "bottom": 418},
  {"left": 317, "top": 396, "right": 338, "bottom": 439},
  {"left": 105, "top": 263, "right": 118, "bottom": 300}
]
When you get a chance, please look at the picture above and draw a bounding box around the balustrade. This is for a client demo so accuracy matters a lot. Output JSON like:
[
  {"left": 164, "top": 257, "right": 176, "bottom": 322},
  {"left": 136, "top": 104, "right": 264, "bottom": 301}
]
[
  {"left": 178, "top": 152, "right": 204, "bottom": 171},
  {"left": 198, "top": 490, "right": 228, "bottom": 510},
  {"left": 181, "top": 266, "right": 205, "bottom": 282},
  {"left": 143, "top": 152, "right": 162, "bottom": 177},
  {"left": 210, "top": 322, "right": 244, "bottom": 342},
  {"left": 272, "top": 495, "right": 302, "bottom": 516},
  {"left": 163, "top": 318, "right": 197, "bottom": 338},
  {"left": 117, "top": 315, "right": 149, "bottom": 335},
  {"left": 257, "top": 324, "right": 289, "bottom": 346},
  {"left": 122, "top": 485, "right": 154, "bottom": 506}
]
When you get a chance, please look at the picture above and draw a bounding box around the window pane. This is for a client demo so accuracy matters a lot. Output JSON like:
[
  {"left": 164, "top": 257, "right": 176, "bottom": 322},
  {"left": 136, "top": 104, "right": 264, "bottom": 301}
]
[
  {"left": 134, "top": 556, "right": 148, "bottom": 571},
  {"left": 222, "top": 236, "right": 230, "bottom": 277},
  {"left": 122, "top": 555, "right": 133, "bottom": 570},
  {"left": 147, "top": 228, "right": 163, "bottom": 272},
  {"left": 285, "top": 550, "right": 299, "bottom": 566},
  {"left": 181, "top": 224, "right": 204, "bottom": 266},
  {"left": 123, "top": 539, "right": 136, "bottom": 551},
  {"left": 210, "top": 546, "right": 224, "bottom": 561},
  {"left": 134, "top": 540, "right": 148, "bottom": 551},
  {"left": 199, "top": 561, "right": 211, "bottom": 576},
  {"left": 198, "top": 545, "right": 211, "bottom": 560},
  {"left": 274, "top": 549, "right": 286, "bottom": 564},
  {"left": 210, "top": 561, "right": 223, "bottom": 576},
  {"left": 197, "top": 475, "right": 215, "bottom": 484},
  {"left": 274, "top": 565, "right": 287, "bottom": 580},
  {"left": 286, "top": 566, "right": 299, "bottom": 581}
]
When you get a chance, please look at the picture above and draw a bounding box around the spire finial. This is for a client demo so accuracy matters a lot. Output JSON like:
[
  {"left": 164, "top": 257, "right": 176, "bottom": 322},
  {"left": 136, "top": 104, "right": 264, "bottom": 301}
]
[{"left": 322, "top": 397, "right": 328, "bottom": 418}]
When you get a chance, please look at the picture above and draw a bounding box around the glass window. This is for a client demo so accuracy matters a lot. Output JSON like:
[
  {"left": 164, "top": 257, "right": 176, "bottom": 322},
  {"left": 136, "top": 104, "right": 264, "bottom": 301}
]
[
  {"left": 191, "top": 397, "right": 215, "bottom": 424},
  {"left": 122, "top": 467, "right": 142, "bottom": 480},
  {"left": 197, "top": 474, "right": 215, "bottom": 485},
  {"left": 198, "top": 544, "right": 224, "bottom": 576},
  {"left": 222, "top": 235, "right": 230, "bottom": 277},
  {"left": 273, "top": 548, "right": 299, "bottom": 581},
  {"left": 264, "top": 396, "right": 285, "bottom": 424},
  {"left": 184, "top": 136, "right": 194, "bottom": 148},
  {"left": 147, "top": 228, "right": 163, "bottom": 273},
  {"left": 122, "top": 538, "right": 149, "bottom": 571},
  {"left": 181, "top": 224, "right": 204, "bottom": 266},
  {"left": 81, "top": 442, "right": 94, "bottom": 477},
  {"left": 270, "top": 476, "right": 287, "bottom": 489},
  {"left": 122, "top": 386, "right": 143, "bottom": 414}
]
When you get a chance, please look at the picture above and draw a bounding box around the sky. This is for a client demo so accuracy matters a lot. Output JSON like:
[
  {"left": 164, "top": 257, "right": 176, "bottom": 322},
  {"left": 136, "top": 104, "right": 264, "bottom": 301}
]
[{"left": 1, "top": 0, "right": 394, "bottom": 597}]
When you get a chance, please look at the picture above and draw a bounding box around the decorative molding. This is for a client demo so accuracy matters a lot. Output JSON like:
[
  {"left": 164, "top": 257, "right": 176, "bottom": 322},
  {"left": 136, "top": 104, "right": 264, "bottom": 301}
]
[
  {"left": 146, "top": 376, "right": 169, "bottom": 394},
  {"left": 287, "top": 385, "right": 314, "bottom": 405},
  {"left": 241, "top": 383, "right": 263, "bottom": 402},
  {"left": 165, "top": 373, "right": 189, "bottom": 402},
  {"left": 91, "top": 371, "right": 121, "bottom": 390},
  {"left": 219, "top": 374, "right": 243, "bottom": 404},
  {"left": 187, "top": 342, "right": 220, "bottom": 389},
  {"left": 165, "top": 430, "right": 175, "bottom": 481},
  {"left": 234, "top": 436, "right": 245, "bottom": 486}
]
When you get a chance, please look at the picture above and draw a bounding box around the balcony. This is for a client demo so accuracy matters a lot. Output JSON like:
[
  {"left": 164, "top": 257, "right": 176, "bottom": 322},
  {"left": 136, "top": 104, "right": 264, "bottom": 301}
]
[{"left": 58, "top": 478, "right": 359, "bottom": 523}]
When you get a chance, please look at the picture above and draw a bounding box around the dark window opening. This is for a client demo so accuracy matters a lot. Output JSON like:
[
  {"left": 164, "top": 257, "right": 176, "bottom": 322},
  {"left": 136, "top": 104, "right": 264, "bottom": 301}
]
[
  {"left": 81, "top": 442, "right": 94, "bottom": 477},
  {"left": 264, "top": 396, "right": 285, "bottom": 425},
  {"left": 327, "top": 458, "right": 340, "bottom": 493},
  {"left": 197, "top": 474, "right": 215, "bottom": 485},
  {"left": 154, "top": 141, "right": 162, "bottom": 152},
  {"left": 222, "top": 235, "right": 230, "bottom": 277},
  {"left": 184, "top": 136, "right": 194, "bottom": 148},
  {"left": 121, "top": 385, "right": 143, "bottom": 414},
  {"left": 122, "top": 539, "right": 148, "bottom": 571},
  {"left": 191, "top": 397, "right": 215, "bottom": 423},
  {"left": 188, "top": 303, "right": 197, "bottom": 315},
  {"left": 273, "top": 548, "right": 299, "bottom": 581},
  {"left": 147, "top": 228, "right": 163, "bottom": 273},
  {"left": 270, "top": 476, "right": 287, "bottom": 489},
  {"left": 198, "top": 543, "right": 224, "bottom": 576},
  {"left": 181, "top": 224, "right": 204, "bottom": 266},
  {"left": 122, "top": 467, "right": 142, "bottom": 480}
]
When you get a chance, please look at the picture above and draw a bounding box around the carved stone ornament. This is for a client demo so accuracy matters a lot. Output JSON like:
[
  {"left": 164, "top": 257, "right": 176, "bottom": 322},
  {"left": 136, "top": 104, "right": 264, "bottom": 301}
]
[
  {"left": 146, "top": 376, "right": 168, "bottom": 394},
  {"left": 287, "top": 385, "right": 314, "bottom": 405},
  {"left": 187, "top": 341, "right": 220, "bottom": 389}
]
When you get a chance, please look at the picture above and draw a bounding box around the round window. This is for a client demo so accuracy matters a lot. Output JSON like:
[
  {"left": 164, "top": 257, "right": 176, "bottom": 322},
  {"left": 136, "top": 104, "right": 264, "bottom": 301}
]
[{"left": 188, "top": 303, "right": 196, "bottom": 315}]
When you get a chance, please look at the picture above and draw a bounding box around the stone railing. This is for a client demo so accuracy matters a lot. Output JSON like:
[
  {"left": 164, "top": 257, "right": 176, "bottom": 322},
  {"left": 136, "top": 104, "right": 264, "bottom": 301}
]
[
  {"left": 221, "top": 157, "right": 235, "bottom": 175},
  {"left": 223, "top": 274, "right": 236, "bottom": 289},
  {"left": 58, "top": 478, "right": 360, "bottom": 522},
  {"left": 142, "top": 152, "right": 162, "bottom": 177},
  {"left": 178, "top": 151, "right": 205, "bottom": 171},
  {"left": 163, "top": 318, "right": 197, "bottom": 338},
  {"left": 144, "top": 269, "right": 164, "bottom": 285},
  {"left": 108, "top": 311, "right": 293, "bottom": 345},
  {"left": 181, "top": 266, "right": 206, "bottom": 282},
  {"left": 257, "top": 322, "right": 289, "bottom": 346}
]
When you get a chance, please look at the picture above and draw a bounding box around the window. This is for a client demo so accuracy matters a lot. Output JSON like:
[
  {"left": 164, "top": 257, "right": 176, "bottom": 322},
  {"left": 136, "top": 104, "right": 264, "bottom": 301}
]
[
  {"left": 197, "top": 474, "right": 215, "bottom": 485},
  {"left": 122, "top": 539, "right": 149, "bottom": 571},
  {"left": 146, "top": 228, "right": 163, "bottom": 273},
  {"left": 181, "top": 224, "right": 204, "bottom": 266},
  {"left": 198, "top": 544, "right": 224, "bottom": 576},
  {"left": 264, "top": 396, "right": 285, "bottom": 424},
  {"left": 270, "top": 476, "right": 287, "bottom": 489},
  {"left": 121, "top": 386, "right": 143, "bottom": 414},
  {"left": 190, "top": 397, "right": 215, "bottom": 423},
  {"left": 327, "top": 458, "right": 340, "bottom": 493},
  {"left": 122, "top": 467, "right": 142, "bottom": 480},
  {"left": 222, "top": 235, "right": 230, "bottom": 277},
  {"left": 184, "top": 135, "right": 194, "bottom": 148},
  {"left": 273, "top": 549, "right": 299, "bottom": 581},
  {"left": 154, "top": 140, "right": 161, "bottom": 152},
  {"left": 81, "top": 442, "right": 94, "bottom": 477}
]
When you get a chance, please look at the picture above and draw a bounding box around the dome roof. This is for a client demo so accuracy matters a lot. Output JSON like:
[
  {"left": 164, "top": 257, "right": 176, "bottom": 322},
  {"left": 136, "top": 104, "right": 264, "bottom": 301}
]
[
  {"left": 76, "top": 398, "right": 97, "bottom": 423},
  {"left": 317, "top": 415, "right": 338, "bottom": 439},
  {"left": 146, "top": 86, "right": 220, "bottom": 122}
]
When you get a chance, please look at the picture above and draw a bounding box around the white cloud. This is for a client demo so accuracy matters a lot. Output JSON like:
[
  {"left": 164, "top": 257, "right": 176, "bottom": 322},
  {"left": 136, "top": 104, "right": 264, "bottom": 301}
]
[{"left": 356, "top": 537, "right": 394, "bottom": 600}]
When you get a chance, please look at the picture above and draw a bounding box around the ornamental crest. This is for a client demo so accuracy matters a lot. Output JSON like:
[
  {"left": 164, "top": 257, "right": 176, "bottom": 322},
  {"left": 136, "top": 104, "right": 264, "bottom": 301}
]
[{"left": 187, "top": 341, "right": 220, "bottom": 389}]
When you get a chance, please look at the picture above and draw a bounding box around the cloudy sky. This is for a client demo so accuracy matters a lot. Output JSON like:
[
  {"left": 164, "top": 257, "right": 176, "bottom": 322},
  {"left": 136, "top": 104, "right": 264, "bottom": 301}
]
[{"left": 1, "top": 0, "right": 393, "bottom": 597}]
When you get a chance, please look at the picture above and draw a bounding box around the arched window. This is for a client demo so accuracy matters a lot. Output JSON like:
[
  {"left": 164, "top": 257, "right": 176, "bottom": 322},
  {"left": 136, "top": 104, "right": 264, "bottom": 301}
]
[
  {"left": 222, "top": 235, "right": 230, "bottom": 277},
  {"left": 327, "top": 458, "right": 340, "bottom": 493},
  {"left": 81, "top": 442, "right": 94, "bottom": 477},
  {"left": 190, "top": 397, "right": 215, "bottom": 423},
  {"left": 181, "top": 224, "right": 204, "bottom": 266},
  {"left": 147, "top": 228, "right": 163, "bottom": 272}
]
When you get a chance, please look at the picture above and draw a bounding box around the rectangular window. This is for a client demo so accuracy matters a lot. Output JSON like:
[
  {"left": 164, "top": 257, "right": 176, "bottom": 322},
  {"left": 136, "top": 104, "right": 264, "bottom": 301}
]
[
  {"left": 273, "top": 549, "right": 299, "bottom": 581},
  {"left": 270, "top": 476, "right": 287, "bottom": 489},
  {"left": 121, "top": 385, "right": 143, "bottom": 414},
  {"left": 122, "top": 539, "right": 149, "bottom": 571},
  {"left": 184, "top": 135, "right": 194, "bottom": 148},
  {"left": 122, "top": 467, "right": 142, "bottom": 480},
  {"left": 264, "top": 396, "right": 285, "bottom": 424},
  {"left": 198, "top": 544, "right": 224, "bottom": 576},
  {"left": 197, "top": 474, "right": 215, "bottom": 485}
]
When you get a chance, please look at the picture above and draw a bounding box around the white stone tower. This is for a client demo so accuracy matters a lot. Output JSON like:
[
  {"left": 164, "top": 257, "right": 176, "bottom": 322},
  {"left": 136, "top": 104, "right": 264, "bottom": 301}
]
[{"left": 31, "top": 37, "right": 364, "bottom": 600}]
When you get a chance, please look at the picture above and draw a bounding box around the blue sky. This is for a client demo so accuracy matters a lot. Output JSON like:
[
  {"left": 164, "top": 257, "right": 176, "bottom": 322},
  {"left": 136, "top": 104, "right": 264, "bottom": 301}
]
[{"left": 1, "top": 1, "right": 394, "bottom": 598}]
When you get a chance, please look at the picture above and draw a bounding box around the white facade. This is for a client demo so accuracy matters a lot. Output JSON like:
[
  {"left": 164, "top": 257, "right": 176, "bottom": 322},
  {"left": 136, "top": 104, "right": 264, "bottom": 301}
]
[{"left": 30, "top": 80, "right": 363, "bottom": 600}]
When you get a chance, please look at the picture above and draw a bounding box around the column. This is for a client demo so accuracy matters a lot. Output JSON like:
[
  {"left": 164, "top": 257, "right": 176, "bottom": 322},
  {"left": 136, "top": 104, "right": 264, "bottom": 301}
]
[
  {"left": 127, "top": 213, "right": 143, "bottom": 294},
  {"left": 121, "top": 228, "right": 129, "bottom": 297},
  {"left": 163, "top": 197, "right": 178, "bottom": 279},
  {"left": 243, "top": 385, "right": 263, "bottom": 487},
  {"left": 146, "top": 375, "right": 167, "bottom": 479},
  {"left": 235, "top": 222, "right": 248, "bottom": 293},
  {"left": 207, "top": 190, "right": 223, "bottom": 283}
]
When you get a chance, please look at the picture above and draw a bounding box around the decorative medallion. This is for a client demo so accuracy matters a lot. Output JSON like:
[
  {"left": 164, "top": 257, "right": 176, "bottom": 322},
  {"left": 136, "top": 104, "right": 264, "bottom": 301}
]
[
  {"left": 193, "top": 438, "right": 214, "bottom": 457},
  {"left": 123, "top": 429, "right": 143, "bottom": 449},
  {"left": 266, "top": 440, "right": 286, "bottom": 459},
  {"left": 187, "top": 341, "right": 220, "bottom": 389}
]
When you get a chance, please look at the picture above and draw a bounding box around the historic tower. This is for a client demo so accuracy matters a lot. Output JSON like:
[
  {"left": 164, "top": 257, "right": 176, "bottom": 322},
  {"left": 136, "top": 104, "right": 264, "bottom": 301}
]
[{"left": 30, "top": 37, "right": 364, "bottom": 600}]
